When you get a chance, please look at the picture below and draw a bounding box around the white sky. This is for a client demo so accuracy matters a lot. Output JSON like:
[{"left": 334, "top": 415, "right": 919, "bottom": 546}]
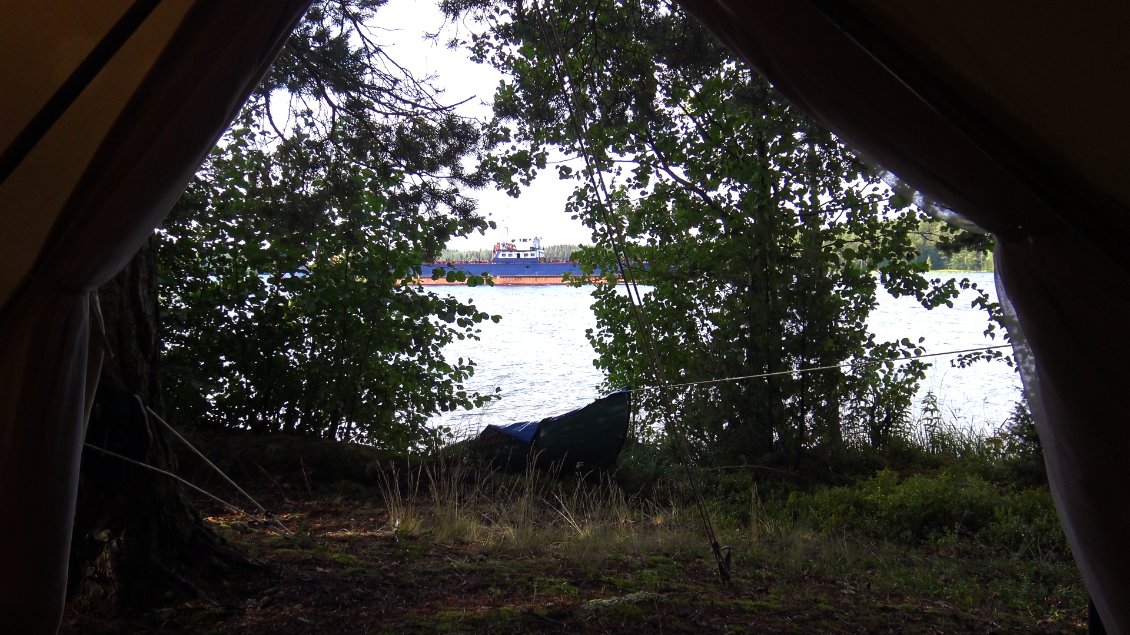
[{"left": 376, "top": 0, "right": 596, "bottom": 251}]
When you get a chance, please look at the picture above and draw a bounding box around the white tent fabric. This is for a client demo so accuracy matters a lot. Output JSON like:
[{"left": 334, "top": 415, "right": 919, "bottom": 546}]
[
  {"left": 0, "top": 1, "right": 309, "bottom": 632},
  {"left": 678, "top": 1, "right": 1130, "bottom": 631}
]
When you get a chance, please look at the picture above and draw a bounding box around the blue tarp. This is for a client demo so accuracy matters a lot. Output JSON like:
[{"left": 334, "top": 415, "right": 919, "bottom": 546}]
[{"left": 488, "top": 420, "right": 540, "bottom": 445}]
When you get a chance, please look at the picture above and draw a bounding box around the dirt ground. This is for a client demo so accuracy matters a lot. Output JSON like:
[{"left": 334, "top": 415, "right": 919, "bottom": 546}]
[{"left": 59, "top": 493, "right": 1086, "bottom": 634}]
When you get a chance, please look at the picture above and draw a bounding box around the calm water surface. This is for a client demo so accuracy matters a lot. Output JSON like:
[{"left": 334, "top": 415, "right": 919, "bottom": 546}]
[{"left": 429, "top": 272, "right": 1021, "bottom": 435}]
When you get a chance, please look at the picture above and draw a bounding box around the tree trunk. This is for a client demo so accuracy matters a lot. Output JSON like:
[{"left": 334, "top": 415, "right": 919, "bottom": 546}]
[{"left": 67, "top": 238, "right": 250, "bottom": 615}]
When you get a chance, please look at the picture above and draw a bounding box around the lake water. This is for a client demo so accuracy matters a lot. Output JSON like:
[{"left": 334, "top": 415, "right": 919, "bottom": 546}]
[{"left": 429, "top": 272, "right": 1022, "bottom": 436}]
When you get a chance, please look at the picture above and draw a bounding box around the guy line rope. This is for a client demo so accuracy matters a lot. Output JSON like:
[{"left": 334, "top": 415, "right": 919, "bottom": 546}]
[
  {"left": 636, "top": 343, "right": 1013, "bottom": 392},
  {"left": 84, "top": 395, "right": 293, "bottom": 536}
]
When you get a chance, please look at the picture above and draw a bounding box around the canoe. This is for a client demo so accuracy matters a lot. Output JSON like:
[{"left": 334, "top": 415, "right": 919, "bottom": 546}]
[{"left": 472, "top": 389, "right": 631, "bottom": 472}]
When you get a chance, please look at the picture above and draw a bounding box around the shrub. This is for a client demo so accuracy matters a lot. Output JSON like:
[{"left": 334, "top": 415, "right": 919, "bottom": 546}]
[
  {"left": 793, "top": 468, "right": 1068, "bottom": 557},
  {"left": 995, "top": 400, "right": 1047, "bottom": 487},
  {"left": 981, "top": 486, "right": 1065, "bottom": 558}
]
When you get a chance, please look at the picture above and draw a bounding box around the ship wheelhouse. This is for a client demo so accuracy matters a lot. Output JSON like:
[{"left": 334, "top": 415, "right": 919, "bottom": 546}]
[{"left": 492, "top": 236, "right": 546, "bottom": 263}]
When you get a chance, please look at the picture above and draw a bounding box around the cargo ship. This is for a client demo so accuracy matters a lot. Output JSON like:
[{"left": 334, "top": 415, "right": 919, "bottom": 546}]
[{"left": 417, "top": 237, "right": 599, "bottom": 286}]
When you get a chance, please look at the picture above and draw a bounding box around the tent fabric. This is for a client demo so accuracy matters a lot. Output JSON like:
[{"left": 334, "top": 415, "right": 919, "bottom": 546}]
[
  {"left": 677, "top": 1, "right": 1130, "bottom": 631},
  {"left": 0, "top": 1, "right": 310, "bottom": 632}
]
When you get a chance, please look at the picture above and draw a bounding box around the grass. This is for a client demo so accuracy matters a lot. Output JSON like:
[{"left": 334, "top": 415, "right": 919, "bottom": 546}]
[{"left": 61, "top": 425, "right": 1086, "bottom": 634}]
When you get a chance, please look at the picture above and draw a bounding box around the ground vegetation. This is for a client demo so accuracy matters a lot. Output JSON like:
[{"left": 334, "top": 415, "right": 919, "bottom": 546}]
[{"left": 61, "top": 416, "right": 1084, "bottom": 633}]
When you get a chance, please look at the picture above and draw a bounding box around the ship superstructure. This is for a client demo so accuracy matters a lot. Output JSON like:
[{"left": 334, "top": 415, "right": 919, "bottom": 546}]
[{"left": 492, "top": 237, "right": 545, "bottom": 263}]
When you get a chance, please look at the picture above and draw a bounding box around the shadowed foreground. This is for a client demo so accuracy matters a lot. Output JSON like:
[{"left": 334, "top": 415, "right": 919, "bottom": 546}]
[{"left": 59, "top": 445, "right": 1085, "bottom": 634}]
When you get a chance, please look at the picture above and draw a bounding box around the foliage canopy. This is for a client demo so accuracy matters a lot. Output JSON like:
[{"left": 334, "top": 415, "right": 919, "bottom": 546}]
[
  {"left": 448, "top": 0, "right": 1004, "bottom": 468},
  {"left": 159, "top": 0, "right": 498, "bottom": 447}
]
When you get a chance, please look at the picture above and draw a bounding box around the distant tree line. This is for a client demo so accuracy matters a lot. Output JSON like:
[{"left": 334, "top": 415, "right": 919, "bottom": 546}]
[{"left": 913, "top": 219, "right": 995, "bottom": 271}]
